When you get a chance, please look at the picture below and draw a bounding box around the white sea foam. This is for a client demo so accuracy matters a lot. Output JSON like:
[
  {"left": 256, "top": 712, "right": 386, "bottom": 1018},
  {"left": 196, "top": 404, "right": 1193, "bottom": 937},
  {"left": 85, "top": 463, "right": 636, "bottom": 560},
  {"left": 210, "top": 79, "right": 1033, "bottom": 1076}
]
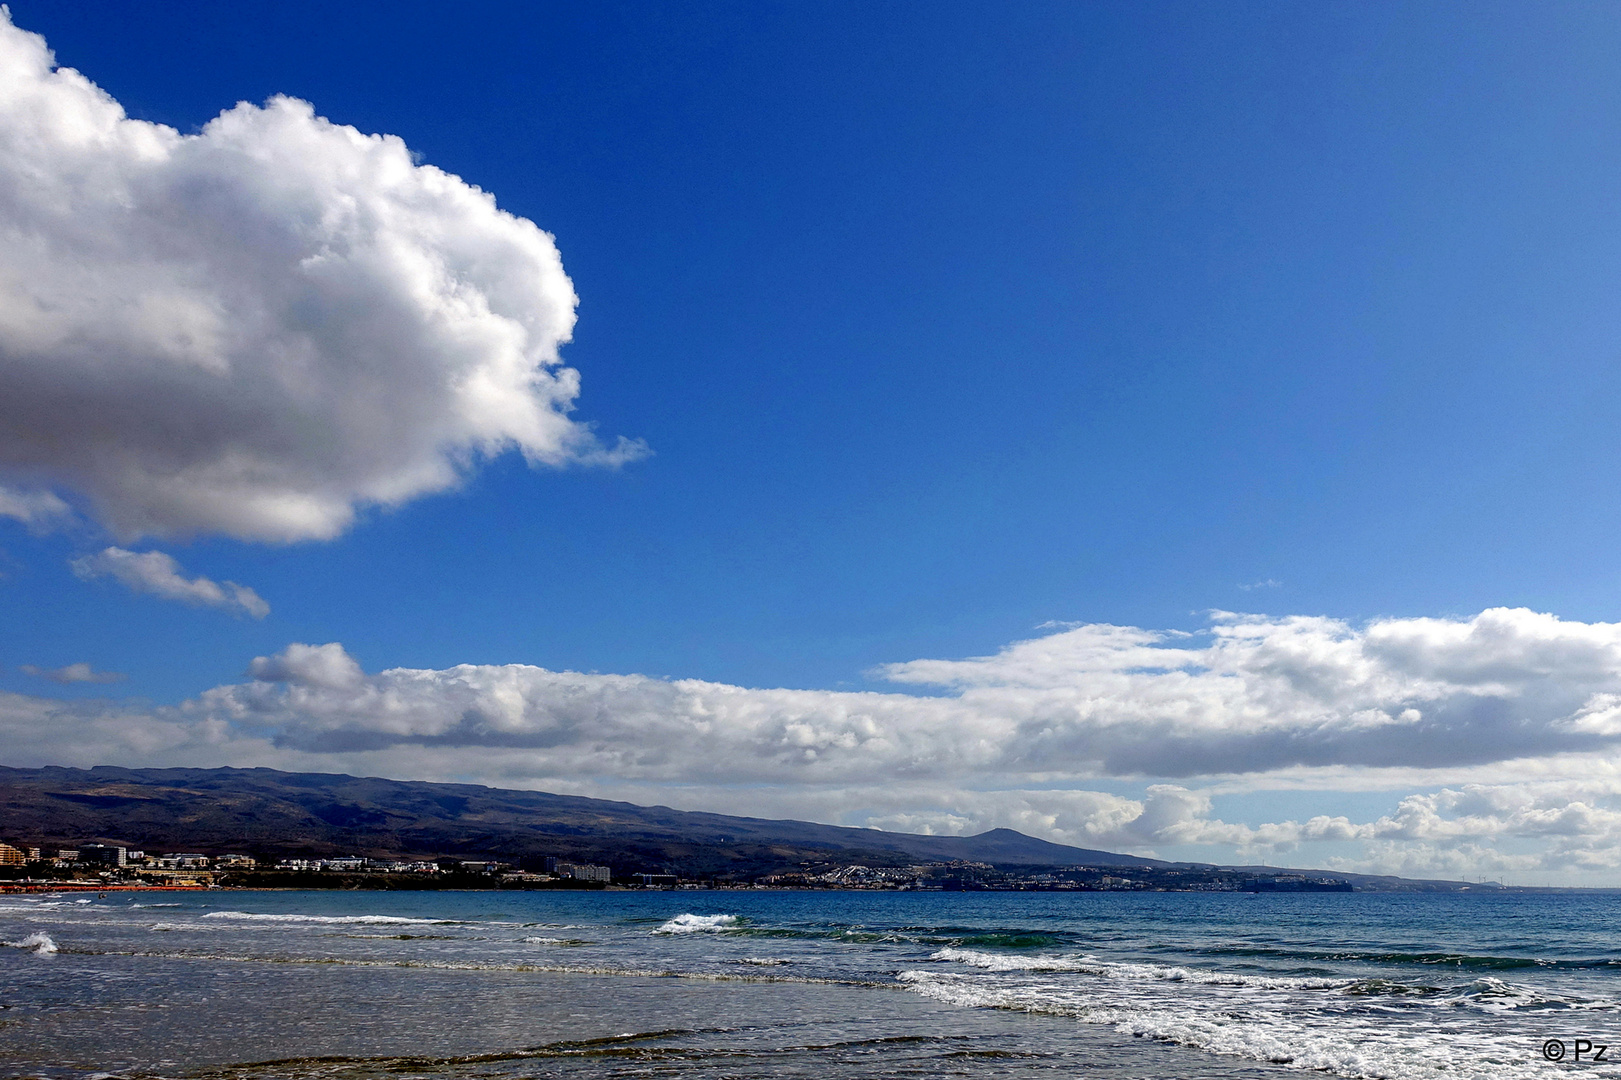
[
  {"left": 737, "top": 957, "right": 791, "bottom": 966},
  {"left": 4, "top": 932, "right": 58, "bottom": 954},
  {"left": 655, "top": 913, "right": 742, "bottom": 934},
  {"left": 201, "top": 911, "right": 456, "bottom": 926},
  {"left": 931, "top": 948, "right": 1347, "bottom": 990},
  {"left": 129, "top": 902, "right": 183, "bottom": 909},
  {"left": 900, "top": 970, "right": 1563, "bottom": 1080}
]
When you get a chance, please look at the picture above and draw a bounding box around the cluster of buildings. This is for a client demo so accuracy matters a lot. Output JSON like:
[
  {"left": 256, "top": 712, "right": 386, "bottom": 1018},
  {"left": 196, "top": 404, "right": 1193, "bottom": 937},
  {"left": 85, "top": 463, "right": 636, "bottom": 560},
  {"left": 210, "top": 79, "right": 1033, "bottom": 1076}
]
[
  {"left": 0, "top": 841, "right": 629, "bottom": 888},
  {"left": 761, "top": 862, "right": 1014, "bottom": 889},
  {"left": 772, "top": 863, "right": 952, "bottom": 887},
  {"left": 266, "top": 856, "right": 616, "bottom": 882},
  {"left": 271, "top": 857, "right": 439, "bottom": 873},
  {"left": 540, "top": 858, "right": 614, "bottom": 882},
  {"left": 754, "top": 862, "right": 1355, "bottom": 892},
  {"left": 0, "top": 842, "right": 248, "bottom": 884}
]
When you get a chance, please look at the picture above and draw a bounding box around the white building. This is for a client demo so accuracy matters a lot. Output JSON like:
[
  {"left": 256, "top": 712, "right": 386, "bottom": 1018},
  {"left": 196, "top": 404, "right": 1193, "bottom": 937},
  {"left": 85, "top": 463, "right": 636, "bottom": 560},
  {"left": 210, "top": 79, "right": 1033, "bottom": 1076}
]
[
  {"left": 558, "top": 862, "right": 612, "bottom": 883},
  {"left": 154, "top": 853, "right": 210, "bottom": 869}
]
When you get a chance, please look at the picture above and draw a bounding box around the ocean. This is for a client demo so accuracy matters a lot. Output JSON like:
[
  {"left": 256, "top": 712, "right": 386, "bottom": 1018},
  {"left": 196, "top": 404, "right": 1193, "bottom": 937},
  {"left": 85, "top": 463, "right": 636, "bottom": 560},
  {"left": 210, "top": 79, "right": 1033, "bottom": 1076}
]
[{"left": 1, "top": 888, "right": 1616, "bottom": 1079}]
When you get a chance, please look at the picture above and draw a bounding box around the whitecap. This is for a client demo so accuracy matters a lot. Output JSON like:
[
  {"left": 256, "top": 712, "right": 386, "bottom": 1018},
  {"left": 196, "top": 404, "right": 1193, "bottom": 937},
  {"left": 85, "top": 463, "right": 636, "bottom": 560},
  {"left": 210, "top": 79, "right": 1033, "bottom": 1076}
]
[
  {"left": 655, "top": 913, "right": 742, "bottom": 934},
  {"left": 3, "top": 932, "right": 58, "bottom": 954},
  {"left": 200, "top": 911, "right": 456, "bottom": 926},
  {"left": 930, "top": 947, "right": 1346, "bottom": 989}
]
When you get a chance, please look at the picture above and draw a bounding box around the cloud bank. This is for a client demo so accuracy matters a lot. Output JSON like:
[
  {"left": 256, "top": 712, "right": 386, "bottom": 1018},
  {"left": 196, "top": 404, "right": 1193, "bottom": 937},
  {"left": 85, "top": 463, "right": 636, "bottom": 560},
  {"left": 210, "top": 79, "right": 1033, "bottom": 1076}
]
[
  {"left": 70, "top": 547, "right": 269, "bottom": 618},
  {"left": 0, "top": 11, "right": 642, "bottom": 543},
  {"left": 6, "top": 607, "right": 1621, "bottom": 878},
  {"left": 173, "top": 607, "right": 1621, "bottom": 782}
]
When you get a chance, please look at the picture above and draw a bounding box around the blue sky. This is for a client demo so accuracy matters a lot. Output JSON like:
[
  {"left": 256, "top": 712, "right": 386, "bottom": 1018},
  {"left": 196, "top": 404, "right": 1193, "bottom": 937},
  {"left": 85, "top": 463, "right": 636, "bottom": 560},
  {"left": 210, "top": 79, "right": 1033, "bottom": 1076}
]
[{"left": 6, "top": 2, "right": 1621, "bottom": 882}]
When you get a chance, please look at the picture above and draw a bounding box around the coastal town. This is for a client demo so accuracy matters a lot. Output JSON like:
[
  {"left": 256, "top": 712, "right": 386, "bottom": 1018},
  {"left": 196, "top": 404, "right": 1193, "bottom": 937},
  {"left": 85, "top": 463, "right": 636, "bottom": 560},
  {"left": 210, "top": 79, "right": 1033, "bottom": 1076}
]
[{"left": 0, "top": 839, "right": 1367, "bottom": 892}]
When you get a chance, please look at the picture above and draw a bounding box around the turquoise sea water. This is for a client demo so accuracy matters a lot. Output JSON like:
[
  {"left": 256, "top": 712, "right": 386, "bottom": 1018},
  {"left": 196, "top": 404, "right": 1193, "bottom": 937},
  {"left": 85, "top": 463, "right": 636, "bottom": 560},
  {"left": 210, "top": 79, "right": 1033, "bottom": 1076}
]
[{"left": 2, "top": 888, "right": 1618, "bottom": 1079}]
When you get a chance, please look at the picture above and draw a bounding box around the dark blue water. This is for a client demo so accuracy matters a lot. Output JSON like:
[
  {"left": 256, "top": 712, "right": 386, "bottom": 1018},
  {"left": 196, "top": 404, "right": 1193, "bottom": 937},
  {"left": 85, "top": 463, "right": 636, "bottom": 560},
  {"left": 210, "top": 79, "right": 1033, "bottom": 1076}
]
[{"left": 3, "top": 889, "right": 1616, "bottom": 1078}]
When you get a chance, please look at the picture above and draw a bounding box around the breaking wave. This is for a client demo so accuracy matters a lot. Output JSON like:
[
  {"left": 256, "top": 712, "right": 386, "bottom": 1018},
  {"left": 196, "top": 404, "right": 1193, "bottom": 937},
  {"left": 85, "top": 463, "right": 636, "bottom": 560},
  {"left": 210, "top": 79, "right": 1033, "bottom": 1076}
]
[
  {"left": 655, "top": 914, "right": 743, "bottom": 934},
  {"left": 930, "top": 948, "right": 1348, "bottom": 990},
  {"left": 201, "top": 911, "right": 460, "bottom": 926},
  {"left": 4, "top": 932, "right": 58, "bottom": 954}
]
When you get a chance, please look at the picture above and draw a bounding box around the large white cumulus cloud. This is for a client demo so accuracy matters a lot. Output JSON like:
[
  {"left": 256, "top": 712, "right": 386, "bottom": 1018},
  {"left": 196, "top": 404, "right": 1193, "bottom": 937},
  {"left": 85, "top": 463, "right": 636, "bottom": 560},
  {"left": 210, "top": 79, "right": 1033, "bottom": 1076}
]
[{"left": 0, "top": 11, "right": 642, "bottom": 542}]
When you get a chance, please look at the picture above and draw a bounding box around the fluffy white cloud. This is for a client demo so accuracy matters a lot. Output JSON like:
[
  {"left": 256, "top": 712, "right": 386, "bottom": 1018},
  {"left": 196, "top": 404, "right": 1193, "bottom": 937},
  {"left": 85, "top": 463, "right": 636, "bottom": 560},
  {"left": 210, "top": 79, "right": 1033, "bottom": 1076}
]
[
  {"left": 246, "top": 642, "right": 364, "bottom": 690},
  {"left": 17, "top": 661, "right": 124, "bottom": 684},
  {"left": 70, "top": 546, "right": 269, "bottom": 618},
  {"left": 1166, "top": 782, "right": 1621, "bottom": 877},
  {"left": 0, "top": 11, "right": 642, "bottom": 543},
  {"left": 879, "top": 607, "right": 1621, "bottom": 775}
]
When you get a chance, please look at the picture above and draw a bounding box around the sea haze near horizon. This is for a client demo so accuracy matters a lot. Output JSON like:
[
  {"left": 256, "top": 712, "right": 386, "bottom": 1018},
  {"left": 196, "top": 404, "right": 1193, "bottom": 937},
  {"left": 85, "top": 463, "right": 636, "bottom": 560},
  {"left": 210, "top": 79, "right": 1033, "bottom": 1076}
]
[{"left": 2, "top": 889, "right": 1616, "bottom": 1079}]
